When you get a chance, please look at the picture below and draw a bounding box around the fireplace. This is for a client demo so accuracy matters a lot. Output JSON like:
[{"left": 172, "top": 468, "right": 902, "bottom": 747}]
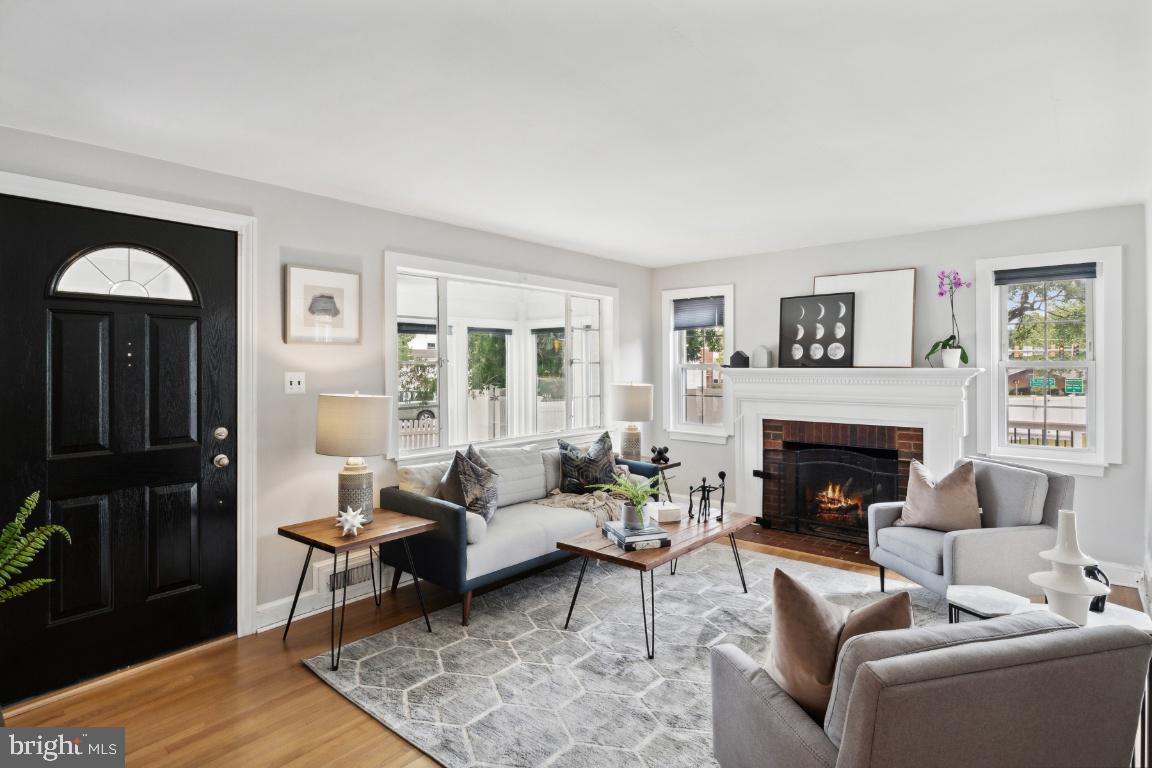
[{"left": 759, "top": 420, "right": 923, "bottom": 544}]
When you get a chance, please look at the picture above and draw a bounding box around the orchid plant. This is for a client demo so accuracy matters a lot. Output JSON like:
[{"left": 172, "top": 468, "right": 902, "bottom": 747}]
[{"left": 925, "top": 269, "right": 972, "bottom": 365}]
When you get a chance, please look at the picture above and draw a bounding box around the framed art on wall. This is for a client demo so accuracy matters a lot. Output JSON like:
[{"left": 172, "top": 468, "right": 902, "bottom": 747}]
[
  {"left": 779, "top": 292, "right": 855, "bottom": 367},
  {"left": 284, "top": 265, "right": 361, "bottom": 344},
  {"left": 813, "top": 268, "right": 915, "bottom": 367}
]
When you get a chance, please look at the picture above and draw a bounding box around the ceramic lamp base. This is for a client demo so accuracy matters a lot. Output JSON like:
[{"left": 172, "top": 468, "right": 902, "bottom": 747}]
[
  {"left": 620, "top": 424, "right": 642, "bottom": 460},
  {"left": 339, "top": 459, "right": 374, "bottom": 523}
]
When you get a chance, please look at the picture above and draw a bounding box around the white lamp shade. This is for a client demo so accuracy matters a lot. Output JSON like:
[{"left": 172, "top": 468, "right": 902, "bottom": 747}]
[
  {"left": 609, "top": 383, "right": 653, "bottom": 423},
  {"left": 316, "top": 393, "right": 391, "bottom": 457}
]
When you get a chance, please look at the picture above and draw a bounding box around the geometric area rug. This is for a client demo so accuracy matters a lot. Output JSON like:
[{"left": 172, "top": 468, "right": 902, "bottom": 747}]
[{"left": 306, "top": 543, "right": 948, "bottom": 767}]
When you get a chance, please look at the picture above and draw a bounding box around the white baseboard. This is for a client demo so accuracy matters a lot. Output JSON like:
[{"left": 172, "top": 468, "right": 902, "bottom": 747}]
[{"left": 254, "top": 551, "right": 395, "bottom": 632}]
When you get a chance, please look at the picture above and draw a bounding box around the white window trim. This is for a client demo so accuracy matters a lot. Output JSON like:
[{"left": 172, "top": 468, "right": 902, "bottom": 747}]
[
  {"left": 661, "top": 284, "right": 734, "bottom": 444},
  {"left": 974, "top": 246, "right": 1121, "bottom": 477},
  {"left": 384, "top": 250, "right": 617, "bottom": 459}
]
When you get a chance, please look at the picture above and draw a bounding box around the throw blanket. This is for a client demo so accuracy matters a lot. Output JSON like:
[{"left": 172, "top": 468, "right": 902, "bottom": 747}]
[{"left": 539, "top": 489, "right": 622, "bottom": 528}]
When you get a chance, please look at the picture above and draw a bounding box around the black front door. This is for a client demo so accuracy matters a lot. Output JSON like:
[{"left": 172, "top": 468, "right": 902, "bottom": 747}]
[{"left": 0, "top": 193, "right": 237, "bottom": 703}]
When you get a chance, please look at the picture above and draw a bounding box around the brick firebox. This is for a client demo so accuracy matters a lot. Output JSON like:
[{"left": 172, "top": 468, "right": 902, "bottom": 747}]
[{"left": 761, "top": 419, "right": 924, "bottom": 543}]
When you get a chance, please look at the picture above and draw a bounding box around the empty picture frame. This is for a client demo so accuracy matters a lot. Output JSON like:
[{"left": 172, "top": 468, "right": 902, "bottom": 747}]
[
  {"left": 813, "top": 268, "right": 916, "bottom": 367},
  {"left": 779, "top": 292, "right": 855, "bottom": 368}
]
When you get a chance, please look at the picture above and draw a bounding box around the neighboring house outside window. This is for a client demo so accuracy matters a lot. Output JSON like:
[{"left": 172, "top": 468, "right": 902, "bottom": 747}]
[
  {"left": 662, "top": 285, "right": 734, "bottom": 444},
  {"left": 975, "top": 247, "right": 1122, "bottom": 477}
]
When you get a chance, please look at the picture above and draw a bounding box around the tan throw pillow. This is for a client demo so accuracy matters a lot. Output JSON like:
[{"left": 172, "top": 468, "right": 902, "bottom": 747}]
[
  {"left": 896, "top": 459, "right": 981, "bottom": 531},
  {"left": 766, "top": 569, "right": 912, "bottom": 721}
]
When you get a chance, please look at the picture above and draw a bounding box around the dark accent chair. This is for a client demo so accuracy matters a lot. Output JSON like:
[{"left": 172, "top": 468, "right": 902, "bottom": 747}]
[{"left": 377, "top": 457, "right": 660, "bottom": 625}]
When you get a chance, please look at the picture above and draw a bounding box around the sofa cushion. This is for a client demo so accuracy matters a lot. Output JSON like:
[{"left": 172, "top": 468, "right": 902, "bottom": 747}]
[
  {"left": 876, "top": 526, "right": 945, "bottom": 575},
  {"left": 558, "top": 432, "right": 617, "bottom": 493},
  {"left": 896, "top": 460, "right": 981, "bottom": 532},
  {"left": 398, "top": 460, "right": 451, "bottom": 497},
  {"left": 465, "top": 512, "right": 487, "bottom": 545},
  {"left": 543, "top": 447, "right": 562, "bottom": 493},
  {"left": 967, "top": 457, "right": 1049, "bottom": 527},
  {"left": 465, "top": 502, "right": 596, "bottom": 580},
  {"left": 479, "top": 445, "right": 547, "bottom": 507},
  {"left": 766, "top": 569, "right": 912, "bottom": 721},
  {"left": 823, "top": 610, "right": 1077, "bottom": 749}
]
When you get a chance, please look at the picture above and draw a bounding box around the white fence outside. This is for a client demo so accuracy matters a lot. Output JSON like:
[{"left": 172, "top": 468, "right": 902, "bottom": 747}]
[{"left": 399, "top": 418, "right": 438, "bottom": 451}]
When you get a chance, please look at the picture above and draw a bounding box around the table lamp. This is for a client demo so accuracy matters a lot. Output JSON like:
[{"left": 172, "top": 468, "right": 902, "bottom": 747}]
[
  {"left": 316, "top": 392, "right": 391, "bottom": 524},
  {"left": 609, "top": 383, "right": 653, "bottom": 461}
]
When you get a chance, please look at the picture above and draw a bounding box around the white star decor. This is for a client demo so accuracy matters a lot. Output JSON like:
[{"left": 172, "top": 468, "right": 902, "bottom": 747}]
[{"left": 335, "top": 506, "right": 367, "bottom": 537}]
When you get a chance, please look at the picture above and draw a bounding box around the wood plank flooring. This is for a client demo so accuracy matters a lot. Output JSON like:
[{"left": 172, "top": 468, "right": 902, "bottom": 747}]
[{"left": 4, "top": 537, "right": 1142, "bottom": 767}]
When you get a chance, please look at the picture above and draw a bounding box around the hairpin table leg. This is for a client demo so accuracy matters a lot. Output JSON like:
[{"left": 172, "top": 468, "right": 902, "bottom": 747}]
[
  {"left": 564, "top": 556, "right": 590, "bottom": 630},
  {"left": 728, "top": 534, "right": 747, "bottom": 593}
]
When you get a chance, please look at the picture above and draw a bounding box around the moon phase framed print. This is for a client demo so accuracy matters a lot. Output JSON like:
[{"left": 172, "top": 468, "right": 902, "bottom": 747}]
[{"left": 778, "top": 292, "right": 855, "bottom": 367}]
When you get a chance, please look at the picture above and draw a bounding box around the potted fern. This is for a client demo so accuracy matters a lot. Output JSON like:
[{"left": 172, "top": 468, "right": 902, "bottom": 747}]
[
  {"left": 0, "top": 491, "right": 70, "bottom": 724},
  {"left": 591, "top": 474, "right": 661, "bottom": 530}
]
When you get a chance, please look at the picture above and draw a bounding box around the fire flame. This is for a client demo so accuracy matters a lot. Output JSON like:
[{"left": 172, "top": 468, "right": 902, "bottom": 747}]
[{"left": 815, "top": 480, "right": 863, "bottom": 513}]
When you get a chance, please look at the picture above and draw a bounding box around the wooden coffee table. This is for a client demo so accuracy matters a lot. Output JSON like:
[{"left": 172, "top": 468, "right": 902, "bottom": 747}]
[
  {"left": 278, "top": 510, "right": 439, "bottom": 670},
  {"left": 557, "top": 512, "right": 754, "bottom": 658}
]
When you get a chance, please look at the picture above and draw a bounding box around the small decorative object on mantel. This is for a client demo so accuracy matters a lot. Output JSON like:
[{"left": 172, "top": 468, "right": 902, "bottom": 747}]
[
  {"left": 925, "top": 269, "right": 972, "bottom": 368},
  {"left": 687, "top": 471, "right": 726, "bottom": 522},
  {"left": 726, "top": 351, "right": 749, "bottom": 368},
  {"left": 336, "top": 505, "right": 367, "bottom": 536},
  {"left": 650, "top": 445, "right": 670, "bottom": 464},
  {"left": 778, "top": 293, "right": 855, "bottom": 368},
  {"left": 750, "top": 345, "right": 772, "bottom": 368},
  {"left": 1084, "top": 564, "right": 1110, "bottom": 612},
  {"left": 1028, "top": 509, "right": 1109, "bottom": 625}
]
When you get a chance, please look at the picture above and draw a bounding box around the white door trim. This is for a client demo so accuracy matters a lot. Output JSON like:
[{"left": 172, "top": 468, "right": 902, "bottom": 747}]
[{"left": 0, "top": 170, "right": 260, "bottom": 636}]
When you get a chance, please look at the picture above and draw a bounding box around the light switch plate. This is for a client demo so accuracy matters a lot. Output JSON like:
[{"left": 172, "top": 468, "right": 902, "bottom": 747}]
[{"left": 285, "top": 371, "right": 306, "bottom": 394}]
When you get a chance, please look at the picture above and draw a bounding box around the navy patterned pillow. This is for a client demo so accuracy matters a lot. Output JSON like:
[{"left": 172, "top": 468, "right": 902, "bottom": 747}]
[
  {"left": 558, "top": 432, "right": 616, "bottom": 494},
  {"left": 440, "top": 449, "right": 499, "bottom": 522}
]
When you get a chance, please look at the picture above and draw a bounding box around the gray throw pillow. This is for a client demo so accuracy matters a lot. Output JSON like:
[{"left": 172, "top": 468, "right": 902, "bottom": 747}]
[
  {"left": 558, "top": 432, "right": 616, "bottom": 494},
  {"left": 440, "top": 449, "right": 499, "bottom": 522}
]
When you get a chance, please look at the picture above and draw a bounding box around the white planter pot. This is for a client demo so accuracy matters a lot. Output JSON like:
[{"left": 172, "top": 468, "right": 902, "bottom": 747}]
[{"left": 941, "top": 348, "right": 962, "bottom": 368}]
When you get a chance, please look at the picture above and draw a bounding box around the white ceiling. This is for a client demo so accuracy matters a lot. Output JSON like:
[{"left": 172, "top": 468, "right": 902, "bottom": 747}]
[{"left": 0, "top": 1, "right": 1147, "bottom": 266}]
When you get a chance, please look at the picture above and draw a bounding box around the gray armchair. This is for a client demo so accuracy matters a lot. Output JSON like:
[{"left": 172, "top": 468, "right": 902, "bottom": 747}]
[
  {"left": 711, "top": 612, "right": 1151, "bottom": 768},
  {"left": 868, "top": 457, "right": 1072, "bottom": 597}
]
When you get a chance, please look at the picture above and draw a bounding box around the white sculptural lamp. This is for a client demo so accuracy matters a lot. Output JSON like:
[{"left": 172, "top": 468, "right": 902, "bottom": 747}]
[
  {"left": 316, "top": 393, "right": 391, "bottom": 525},
  {"left": 609, "top": 383, "right": 653, "bottom": 461},
  {"left": 1028, "top": 509, "right": 1109, "bottom": 626}
]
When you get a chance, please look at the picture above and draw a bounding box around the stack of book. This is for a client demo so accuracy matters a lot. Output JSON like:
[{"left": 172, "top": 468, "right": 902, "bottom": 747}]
[{"left": 603, "top": 520, "right": 671, "bottom": 551}]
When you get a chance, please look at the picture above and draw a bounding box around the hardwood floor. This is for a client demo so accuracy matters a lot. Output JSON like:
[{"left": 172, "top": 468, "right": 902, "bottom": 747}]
[{"left": 5, "top": 538, "right": 1142, "bottom": 766}]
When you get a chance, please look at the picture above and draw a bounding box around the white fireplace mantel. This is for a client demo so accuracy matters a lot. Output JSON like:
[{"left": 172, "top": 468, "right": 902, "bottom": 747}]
[{"left": 724, "top": 367, "right": 983, "bottom": 516}]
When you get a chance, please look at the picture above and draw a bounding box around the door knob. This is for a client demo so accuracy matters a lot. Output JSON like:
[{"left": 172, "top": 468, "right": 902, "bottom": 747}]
[
  {"left": 213, "top": 454, "right": 230, "bottom": 468},
  {"left": 213, "top": 427, "right": 229, "bottom": 441}
]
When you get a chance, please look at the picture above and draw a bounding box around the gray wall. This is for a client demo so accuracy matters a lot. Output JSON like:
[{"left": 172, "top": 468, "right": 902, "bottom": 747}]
[
  {"left": 649, "top": 205, "right": 1146, "bottom": 568},
  {"left": 0, "top": 127, "right": 652, "bottom": 606}
]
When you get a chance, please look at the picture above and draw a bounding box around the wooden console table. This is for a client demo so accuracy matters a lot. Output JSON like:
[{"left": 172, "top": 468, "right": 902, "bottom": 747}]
[{"left": 278, "top": 510, "right": 438, "bottom": 670}]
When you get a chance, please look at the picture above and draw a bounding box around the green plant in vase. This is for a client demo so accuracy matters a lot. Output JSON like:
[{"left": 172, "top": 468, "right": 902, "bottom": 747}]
[
  {"left": 0, "top": 491, "right": 70, "bottom": 724},
  {"left": 591, "top": 474, "right": 661, "bottom": 530}
]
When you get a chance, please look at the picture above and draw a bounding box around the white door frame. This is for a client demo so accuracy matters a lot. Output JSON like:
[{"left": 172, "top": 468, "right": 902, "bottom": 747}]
[{"left": 0, "top": 170, "right": 260, "bottom": 636}]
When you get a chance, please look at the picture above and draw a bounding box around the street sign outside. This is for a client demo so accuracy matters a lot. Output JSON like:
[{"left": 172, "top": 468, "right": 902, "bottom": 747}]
[
  {"left": 1029, "top": 376, "right": 1056, "bottom": 389},
  {"left": 1065, "top": 378, "right": 1084, "bottom": 394}
]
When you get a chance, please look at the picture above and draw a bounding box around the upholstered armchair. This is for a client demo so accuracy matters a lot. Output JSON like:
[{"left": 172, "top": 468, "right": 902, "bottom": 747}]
[
  {"left": 710, "top": 612, "right": 1151, "bottom": 768},
  {"left": 868, "top": 457, "right": 1072, "bottom": 597}
]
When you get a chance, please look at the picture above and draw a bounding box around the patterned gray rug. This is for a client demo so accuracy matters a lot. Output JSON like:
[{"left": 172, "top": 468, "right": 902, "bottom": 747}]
[{"left": 305, "top": 543, "right": 948, "bottom": 767}]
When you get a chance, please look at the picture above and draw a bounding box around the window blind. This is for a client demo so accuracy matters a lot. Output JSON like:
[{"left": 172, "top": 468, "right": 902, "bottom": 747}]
[
  {"left": 994, "top": 262, "right": 1097, "bottom": 286},
  {"left": 467, "top": 327, "right": 512, "bottom": 336},
  {"left": 672, "top": 296, "right": 725, "bottom": 330},
  {"left": 397, "top": 321, "right": 436, "bottom": 335},
  {"left": 531, "top": 327, "right": 564, "bottom": 336}
]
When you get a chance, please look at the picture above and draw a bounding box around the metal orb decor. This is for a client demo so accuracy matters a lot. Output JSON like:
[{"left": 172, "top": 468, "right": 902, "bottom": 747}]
[{"left": 650, "top": 445, "right": 671, "bottom": 465}]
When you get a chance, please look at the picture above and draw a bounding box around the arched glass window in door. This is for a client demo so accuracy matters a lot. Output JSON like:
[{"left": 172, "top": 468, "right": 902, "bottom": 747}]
[{"left": 54, "top": 245, "right": 195, "bottom": 302}]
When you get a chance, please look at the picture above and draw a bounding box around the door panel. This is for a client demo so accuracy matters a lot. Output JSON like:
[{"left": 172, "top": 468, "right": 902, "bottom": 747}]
[
  {"left": 147, "top": 482, "right": 200, "bottom": 596},
  {"left": 148, "top": 315, "right": 199, "bottom": 446},
  {"left": 0, "top": 192, "right": 237, "bottom": 703},
  {"left": 47, "top": 495, "right": 112, "bottom": 623},
  {"left": 48, "top": 311, "right": 112, "bottom": 456}
]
